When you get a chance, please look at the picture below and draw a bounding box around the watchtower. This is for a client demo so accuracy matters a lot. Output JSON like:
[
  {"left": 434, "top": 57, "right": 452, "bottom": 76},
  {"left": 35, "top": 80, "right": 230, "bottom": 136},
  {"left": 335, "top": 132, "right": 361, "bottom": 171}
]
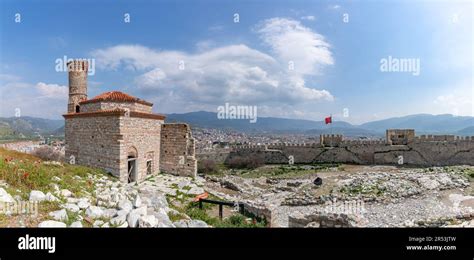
[{"left": 67, "top": 60, "right": 88, "bottom": 113}]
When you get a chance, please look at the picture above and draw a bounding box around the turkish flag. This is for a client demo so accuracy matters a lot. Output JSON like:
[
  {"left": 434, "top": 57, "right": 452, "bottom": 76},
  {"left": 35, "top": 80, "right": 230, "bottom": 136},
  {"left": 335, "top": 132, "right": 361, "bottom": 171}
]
[{"left": 325, "top": 116, "right": 332, "bottom": 124}]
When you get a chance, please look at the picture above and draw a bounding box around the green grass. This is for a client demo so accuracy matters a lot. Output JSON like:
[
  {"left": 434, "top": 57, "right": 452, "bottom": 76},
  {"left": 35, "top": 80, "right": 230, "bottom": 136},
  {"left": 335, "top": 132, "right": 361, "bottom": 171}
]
[
  {"left": 460, "top": 168, "right": 474, "bottom": 180},
  {"left": 438, "top": 166, "right": 474, "bottom": 180},
  {"left": 0, "top": 148, "right": 110, "bottom": 197},
  {"left": 168, "top": 211, "right": 188, "bottom": 222},
  {"left": 0, "top": 148, "right": 112, "bottom": 227},
  {"left": 183, "top": 201, "right": 266, "bottom": 228},
  {"left": 339, "top": 183, "right": 386, "bottom": 196}
]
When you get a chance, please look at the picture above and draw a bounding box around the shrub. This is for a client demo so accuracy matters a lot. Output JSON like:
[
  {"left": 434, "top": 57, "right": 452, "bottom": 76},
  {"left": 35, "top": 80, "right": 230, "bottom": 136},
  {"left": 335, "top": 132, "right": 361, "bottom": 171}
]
[
  {"left": 225, "top": 156, "right": 264, "bottom": 169},
  {"left": 197, "top": 159, "right": 218, "bottom": 174},
  {"left": 31, "top": 146, "right": 64, "bottom": 162}
]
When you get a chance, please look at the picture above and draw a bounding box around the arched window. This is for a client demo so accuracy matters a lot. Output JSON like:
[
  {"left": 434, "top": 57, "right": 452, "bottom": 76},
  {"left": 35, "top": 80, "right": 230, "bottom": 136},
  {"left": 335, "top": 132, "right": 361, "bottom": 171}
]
[{"left": 75, "top": 105, "right": 80, "bottom": 113}]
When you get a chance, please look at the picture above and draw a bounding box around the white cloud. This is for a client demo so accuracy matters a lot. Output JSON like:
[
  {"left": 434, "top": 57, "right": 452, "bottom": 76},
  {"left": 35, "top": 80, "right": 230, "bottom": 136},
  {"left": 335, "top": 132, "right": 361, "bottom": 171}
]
[
  {"left": 0, "top": 74, "right": 21, "bottom": 82},
  {"left": 433, "top": 82, "right": 473, "bottom": 116},
  {"left": 328, "top": 5, "right": 341, "bottom": 10},
  {"left": 91, "top": 18, "right": 334, "bottom": 114},
  {"left": 36, "top": 82, "right": 68, "bottom": 99},
  {"left": 255, "top": 18, "right": 334, "bottom": 76},
  {"left": 195, "top": 40, "right": 216, "bottom": 51},
  {"left": 301, "top": 15, "right": 316, "bottom": 21},
  {"left": 0, "top": 81, "right": 67, "bottom": 118}
]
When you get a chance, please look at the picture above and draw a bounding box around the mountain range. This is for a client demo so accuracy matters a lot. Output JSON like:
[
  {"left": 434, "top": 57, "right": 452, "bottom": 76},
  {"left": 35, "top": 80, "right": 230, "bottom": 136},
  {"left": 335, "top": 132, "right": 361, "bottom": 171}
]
[
  {"left": 0, "top": 112, "right": 473, "bottom": 138},
  {"left": 166, "top": 112, "right": 474, "bottom": 136}
]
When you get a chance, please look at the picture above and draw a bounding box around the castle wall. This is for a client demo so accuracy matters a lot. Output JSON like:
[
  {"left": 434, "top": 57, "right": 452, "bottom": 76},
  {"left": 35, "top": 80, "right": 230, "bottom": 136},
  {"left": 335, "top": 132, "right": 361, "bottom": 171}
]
[
  {"left": 320, "top": 134, "right": 343, "bottom": 147},
  {"left": 160, "top": 123, "right": 197, "bottom": 178},
  {"left": 386, "top": 129, "right": 415, "bottom": 145},
  {"left": 226, "top": 138, "right": 474, "bottom": 166}
]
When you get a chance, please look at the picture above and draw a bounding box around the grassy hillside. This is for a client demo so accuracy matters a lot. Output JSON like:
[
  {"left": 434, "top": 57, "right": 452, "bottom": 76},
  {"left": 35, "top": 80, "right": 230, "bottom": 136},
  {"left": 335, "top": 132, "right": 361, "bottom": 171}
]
[{"left": 0, "top": 148, "right": 109, "bottom": 227}]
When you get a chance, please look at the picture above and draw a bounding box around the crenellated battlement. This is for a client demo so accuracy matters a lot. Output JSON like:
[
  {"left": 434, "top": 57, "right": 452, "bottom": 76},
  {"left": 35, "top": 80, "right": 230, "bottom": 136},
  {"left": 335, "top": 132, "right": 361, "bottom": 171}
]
[
  {"left": 225, "top": 130, "right": 474, "bottom": 167},
  {"left": 230, "top": 131, "right": 474, "bottom": 153},
  {"left": 415, "top": 135, "right": 474, "bottom": 142},
  {"left": 320, "top": 134, "right": 343, "bottom": 147}
]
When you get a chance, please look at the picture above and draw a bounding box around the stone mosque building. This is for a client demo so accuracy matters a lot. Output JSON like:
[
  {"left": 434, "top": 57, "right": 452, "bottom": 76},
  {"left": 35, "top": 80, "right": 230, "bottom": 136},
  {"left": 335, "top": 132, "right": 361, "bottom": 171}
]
[{"left": 63, "top": 60, "right": 197, "bottom": 183}]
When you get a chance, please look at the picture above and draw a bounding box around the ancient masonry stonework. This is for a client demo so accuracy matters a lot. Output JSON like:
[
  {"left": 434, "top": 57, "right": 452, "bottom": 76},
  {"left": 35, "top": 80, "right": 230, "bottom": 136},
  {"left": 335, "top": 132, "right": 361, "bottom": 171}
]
[
  {"left": 160, "top": 123, "right": 197, "bottom": 178},
  {"left": 204, "top": 131, "right": 474, "bottom": 167},
  {"left": 63, "top": 60, "right": 197, "bottom": 183}
]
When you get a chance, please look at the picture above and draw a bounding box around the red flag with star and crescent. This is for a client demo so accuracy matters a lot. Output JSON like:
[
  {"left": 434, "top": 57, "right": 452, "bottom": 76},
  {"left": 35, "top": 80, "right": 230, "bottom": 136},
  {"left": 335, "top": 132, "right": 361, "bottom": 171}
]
[{"left": 325, "top": 116, "right": 332, "bottom": 125}]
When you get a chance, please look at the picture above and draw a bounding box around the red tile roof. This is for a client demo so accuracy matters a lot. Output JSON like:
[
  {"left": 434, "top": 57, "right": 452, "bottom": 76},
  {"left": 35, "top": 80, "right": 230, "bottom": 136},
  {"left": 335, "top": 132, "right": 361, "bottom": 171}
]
[
  {"left": 80, "top": 91, "right": 153, "bottom": 106},
  {"left": 63, "top": 109, "right": 166, "bottom": 120}
]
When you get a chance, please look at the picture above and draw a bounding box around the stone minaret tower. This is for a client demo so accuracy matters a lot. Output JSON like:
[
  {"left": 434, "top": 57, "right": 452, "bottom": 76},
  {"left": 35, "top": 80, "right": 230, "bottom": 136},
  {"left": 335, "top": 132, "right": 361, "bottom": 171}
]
[{"left": 67, "top": 60, "right": 88, "bottom": 113}]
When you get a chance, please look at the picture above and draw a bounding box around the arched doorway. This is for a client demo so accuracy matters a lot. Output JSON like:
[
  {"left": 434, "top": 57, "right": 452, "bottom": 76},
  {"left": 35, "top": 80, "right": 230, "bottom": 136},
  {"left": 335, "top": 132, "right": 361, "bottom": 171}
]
[{"left": 127, "top": 146, "right": 138, "bottom": 183}]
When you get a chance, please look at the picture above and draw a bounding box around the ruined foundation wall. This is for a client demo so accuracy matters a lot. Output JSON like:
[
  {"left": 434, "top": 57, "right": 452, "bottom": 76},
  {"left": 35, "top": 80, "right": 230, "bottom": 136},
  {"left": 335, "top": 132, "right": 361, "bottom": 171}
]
[{"left": 160, "top": 123, "right": 197, "bottom": 178}]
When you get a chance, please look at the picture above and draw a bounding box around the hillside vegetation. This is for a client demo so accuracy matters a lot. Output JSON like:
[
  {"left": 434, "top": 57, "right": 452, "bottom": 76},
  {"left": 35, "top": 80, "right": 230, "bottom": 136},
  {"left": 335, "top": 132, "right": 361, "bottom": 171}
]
[{"left": 0, "top": 148, "right": 109, "bottom": 227}]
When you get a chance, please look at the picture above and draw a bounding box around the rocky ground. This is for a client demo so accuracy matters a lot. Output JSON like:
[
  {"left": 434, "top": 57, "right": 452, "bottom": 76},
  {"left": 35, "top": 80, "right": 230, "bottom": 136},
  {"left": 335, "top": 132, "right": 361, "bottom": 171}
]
[
  {"left": 0, "top": 172, "right": 209, "bottom": 228},
  {"left": 203, "top": 165, "right": 474, "bottom": 227},
  {"left": 1, "top": 150, "right": 473, "bottom": 228}
]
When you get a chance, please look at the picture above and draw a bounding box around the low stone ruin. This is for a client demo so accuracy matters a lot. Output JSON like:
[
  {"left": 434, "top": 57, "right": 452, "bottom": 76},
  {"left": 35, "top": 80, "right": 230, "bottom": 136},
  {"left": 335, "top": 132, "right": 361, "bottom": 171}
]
[{"left": 288, "top": 211, "right": 366, "bottom": 228}]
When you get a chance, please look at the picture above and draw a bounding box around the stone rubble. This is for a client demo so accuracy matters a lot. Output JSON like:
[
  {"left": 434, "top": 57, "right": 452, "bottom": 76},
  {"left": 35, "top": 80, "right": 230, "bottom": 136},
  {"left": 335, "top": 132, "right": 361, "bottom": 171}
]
[
  {"left": 34, "top": 173, "right": 209, "bottom": 228},
  {"left": 203, "top": 166, "right": 474, "bottom": 227},
  {"left": 29, "top": 190, "right": 46, "bottom": 202}
]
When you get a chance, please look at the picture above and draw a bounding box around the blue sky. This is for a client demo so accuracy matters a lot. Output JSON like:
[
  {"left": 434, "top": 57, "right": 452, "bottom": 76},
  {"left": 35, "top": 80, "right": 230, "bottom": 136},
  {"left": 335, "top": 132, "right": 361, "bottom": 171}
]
[{"left": 0, "top": 0, "right": 472, "bottom": 124}]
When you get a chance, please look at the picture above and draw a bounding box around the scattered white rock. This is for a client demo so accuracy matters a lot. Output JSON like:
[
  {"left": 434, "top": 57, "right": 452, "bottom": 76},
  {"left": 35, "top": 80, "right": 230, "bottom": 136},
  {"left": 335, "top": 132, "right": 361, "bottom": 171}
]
[
  {"left": 93, "top": 220, "right": 104, "bottom": 227},
  {"left": 45, "top": 192, "right": 60, "bottom": 202},
  {"left": 174, "top": 219, "right": 209, "bottom": 228},
  {"left": 187, "top": 187, "right": 205, "bottom": 195},
  {"left": 63, "top": 203, "right": 80, "bottom": 213},
  {"left": 85, "top": 206, "right": 104, "bottom": 219},
  {"left": 60, "top": 189, "right": 73, "bottom": 198},
  {"left": 127, "top": 212, "right": 141, "bottom": 228},
  {"left": 417, "top": 177, "right": 440, "bottom": 190},
  {"left": 133, "top": 195, "right": 142, "bottom": 208},
  {"left": 70, "top": 221, "right": 83, "bottom": 228},
  {"left": 51, "top": 176, "right": 61, "bottom": 182},
  {"left": 29, "top": 190, "right": 46, "bottom": 202},
  {"left": 132, "top": 206, "right": 148, "bottom": 216},
  {"left": 102, "top": 208, "right": 118, "bottom": 218},
  {"left": 110, "top": 214, "right": 127, "bottom": 226},
  {"left": 38, "top": 220, "right": 67, "bottom": 228},
  {"left": 152, "top": 211, "right": 174, "bottom": 227},
  {"left": 177, "top": 180, "right": 190, "bottom": 189},
  {"left": 77, "top": 200, "right": 91, "bottom": 209},
  {"left": 116, "top": 209, "right": 130, "bottom": 217},
  {"left": 118, "top": 199, "right": 133, "bottom": 211},
  {"left": 139, "top": 215, "right": 157, "bottom": 227},
  {"left": 0, "top": 188, "right": 14, "bottom": 203},
  {"left": 49, "top": 209, "right": 68, "bottom": 221}
]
